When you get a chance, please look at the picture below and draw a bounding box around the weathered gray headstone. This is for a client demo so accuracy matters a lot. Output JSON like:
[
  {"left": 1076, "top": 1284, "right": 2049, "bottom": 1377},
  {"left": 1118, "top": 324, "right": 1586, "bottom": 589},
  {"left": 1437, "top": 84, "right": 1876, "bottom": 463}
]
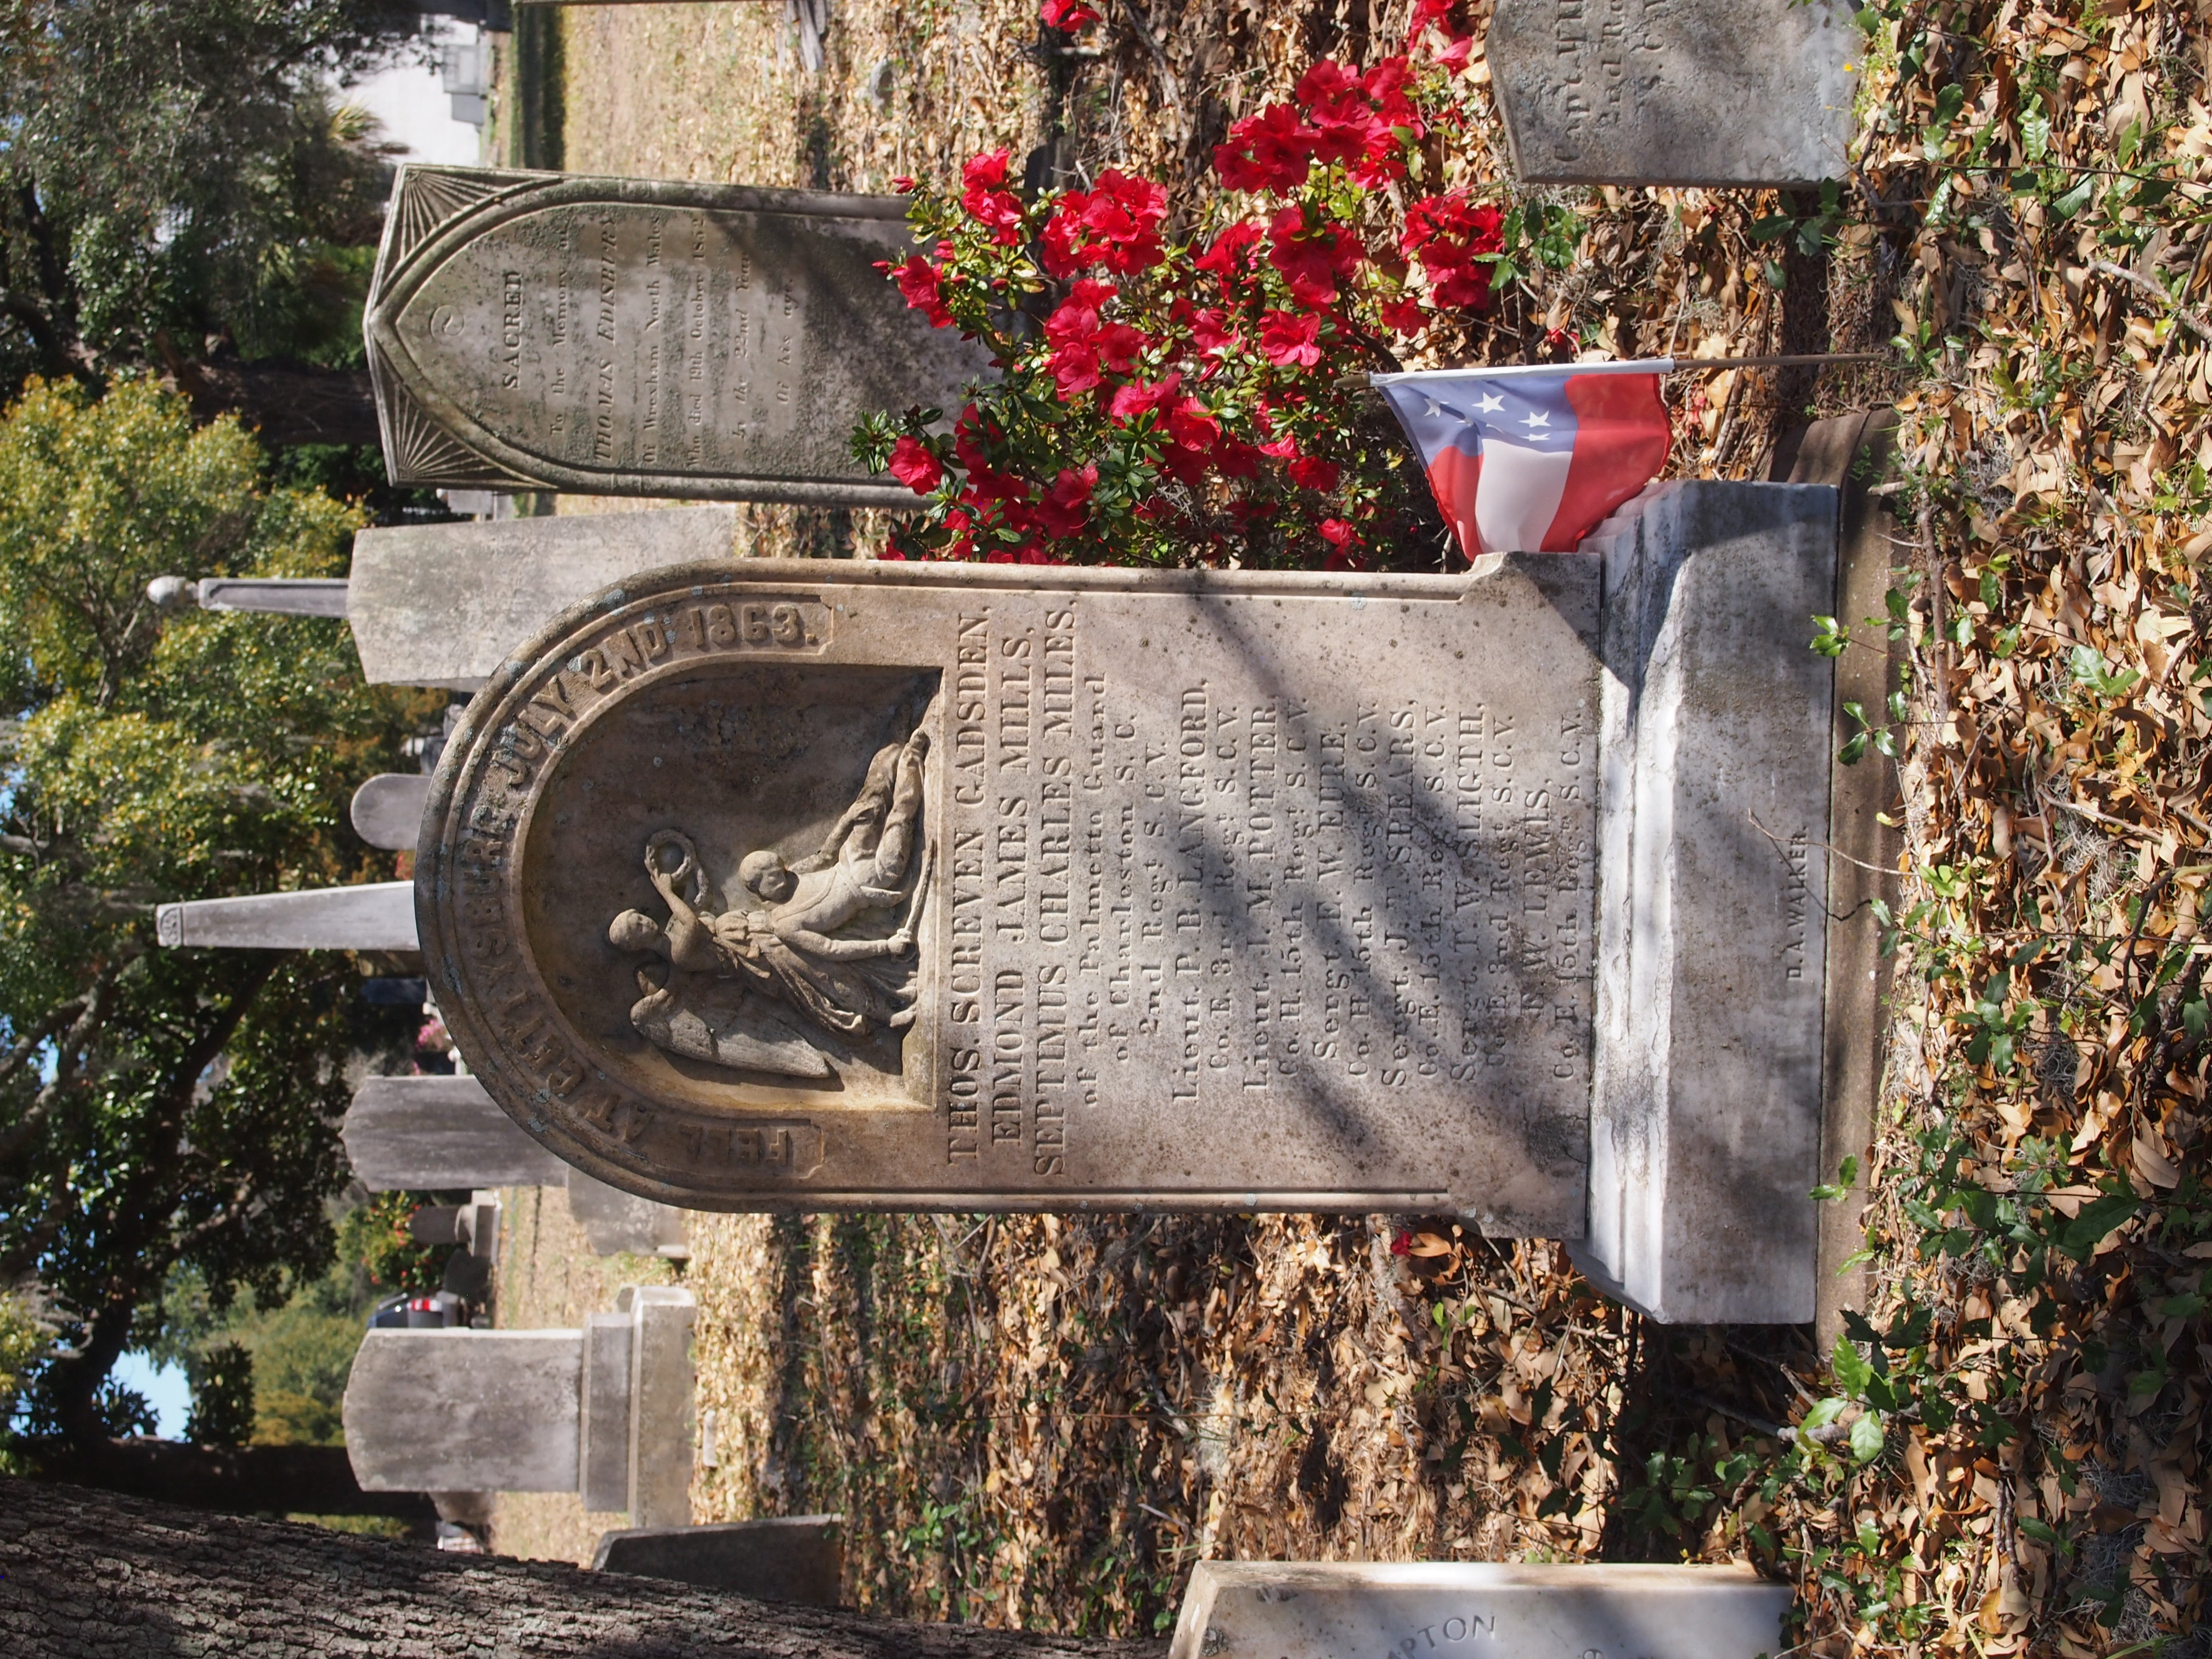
[
  {"left": 365, "top": 165, "right": 989, "bottom": 504},
  {"left": 343, "top": 1285, "right": 694, "bottom": 1526},
  {"left": 343, "top": 1075, "right": 577, "bottom": 1190},
  {"left": 343, "top": 1329, "right": 585, "bottom": 1494},
  {"left": 413, "top": 482, "right": 1841, "bottom": 1321},
  {"left": 567, "top": 1172, "right": 690, "bottom": 1259},
  {"left": 592, "top": 1516, "right": 844, "bottom": 1605},
  {"left": 1167, "top": 1561, "right": 1791, "bottom": 1659},
  {"left": 353, "top": 774, "right": 435, "bottom": 851},
  {"left": 1488, "top": 0, "right": 1860, "bottom": 187},
  {"left": 156, "top": 882, "right": 416, "bottom": 951},
  {"left": 348, "top": 507, "right": 745, "bottom": 690}
]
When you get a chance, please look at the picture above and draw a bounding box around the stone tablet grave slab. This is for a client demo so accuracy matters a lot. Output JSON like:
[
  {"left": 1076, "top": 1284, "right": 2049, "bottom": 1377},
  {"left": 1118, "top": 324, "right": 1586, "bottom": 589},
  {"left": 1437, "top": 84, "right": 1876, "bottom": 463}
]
[
  {"left": 1488, "top": 0, "right": 1859, "bottom": 187},
  {"left": 348, "top": 507, "right": 745, "bottom": 690},
  {"left": 345, "top": 1074, "right": 576, "bottom": 1190},
  {"left": 592, "top": 1516, "right": 843, "bottom": 1605},
  {"left": 343, "top": 1285, "right": 695, "bottom": 1526},
  {"left": 420, "top": 553, "right": 1605, "bottom": 1229},
  {"left": 365, "top": 165, "right": 990, "bottom": 505},
  {"left": 1167, "top": 1561, "right": 1791, "bottom": 1659}
]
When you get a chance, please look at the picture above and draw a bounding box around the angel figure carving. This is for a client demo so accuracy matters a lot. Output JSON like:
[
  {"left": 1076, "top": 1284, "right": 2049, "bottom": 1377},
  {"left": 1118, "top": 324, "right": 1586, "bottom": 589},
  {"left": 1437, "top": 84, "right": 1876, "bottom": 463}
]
[{"left": 607, "top": 726, "right": 930, "bottom": 1074}]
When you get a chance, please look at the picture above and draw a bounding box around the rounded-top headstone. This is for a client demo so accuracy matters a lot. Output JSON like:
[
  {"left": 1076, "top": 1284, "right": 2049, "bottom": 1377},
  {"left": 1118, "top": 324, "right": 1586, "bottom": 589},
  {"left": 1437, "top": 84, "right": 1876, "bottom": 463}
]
[
  {"left": 417, "top": 555, "right": 1604, "bottom": 1221},
  {"left": 363, "top": 165, "right": 992, "bottom": 505}
]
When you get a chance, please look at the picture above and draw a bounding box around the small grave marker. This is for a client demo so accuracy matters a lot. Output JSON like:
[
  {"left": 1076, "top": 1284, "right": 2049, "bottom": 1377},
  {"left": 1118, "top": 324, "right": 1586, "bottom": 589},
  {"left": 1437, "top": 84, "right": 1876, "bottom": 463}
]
[{"left": 1488, "top": 0, "right": 1860, "bottom": 187}]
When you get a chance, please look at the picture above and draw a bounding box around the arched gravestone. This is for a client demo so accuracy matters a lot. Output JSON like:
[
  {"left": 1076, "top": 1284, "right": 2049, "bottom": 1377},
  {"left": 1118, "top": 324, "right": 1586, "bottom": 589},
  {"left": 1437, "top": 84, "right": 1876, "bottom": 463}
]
[
  {"left": 1487, "top": 0, "right": 1860, "bottom": 187},
  {"left": 413, "top": 482, "right": 1846, "bottom": 1324},
  {"left": 364, "top": 165, "right": 991, "bottom": 505}
]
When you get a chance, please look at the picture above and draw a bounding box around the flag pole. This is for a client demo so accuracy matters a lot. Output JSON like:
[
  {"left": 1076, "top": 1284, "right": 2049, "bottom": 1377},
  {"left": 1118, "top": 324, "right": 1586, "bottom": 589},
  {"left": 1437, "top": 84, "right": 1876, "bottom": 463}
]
[
  {"left": 1671, "top": 351, "right": 1892, "bottom": 371},
  {"left": 1346, "top": 351, "right": 1890, "bottom": 390}
]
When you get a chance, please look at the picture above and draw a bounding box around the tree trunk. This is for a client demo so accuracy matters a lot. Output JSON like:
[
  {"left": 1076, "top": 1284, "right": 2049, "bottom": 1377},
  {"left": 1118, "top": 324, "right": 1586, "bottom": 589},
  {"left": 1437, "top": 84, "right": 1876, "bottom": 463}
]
[
  {"left": 14, "top": 1441, "right": 436, "bottom": 1523},
  {"left": 174, "top": 356, "right": 383, "bottom": 448},
  {"left": 0, "top": 1479, "right": 1166, "bottom": 1658}
]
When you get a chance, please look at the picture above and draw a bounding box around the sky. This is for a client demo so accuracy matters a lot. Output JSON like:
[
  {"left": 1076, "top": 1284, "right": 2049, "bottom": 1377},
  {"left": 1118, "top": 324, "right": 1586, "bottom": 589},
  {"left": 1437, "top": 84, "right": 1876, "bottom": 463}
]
[
  {"left": 112, "top": 1350, "right": 192, "bottom": 1439},
  {"left": 335, "top": 21, "right": 486, "bottom": 168}
]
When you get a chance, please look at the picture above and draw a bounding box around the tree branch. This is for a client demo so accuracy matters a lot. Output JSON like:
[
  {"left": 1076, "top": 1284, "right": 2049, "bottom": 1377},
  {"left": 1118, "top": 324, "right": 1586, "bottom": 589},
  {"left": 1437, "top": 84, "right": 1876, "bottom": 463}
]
[
  {"left": 0, "top": 997, "right": 86, "bottom": 1090},
  {"left": 0, "top": 974, "right": 116, "bottom": 1175}
]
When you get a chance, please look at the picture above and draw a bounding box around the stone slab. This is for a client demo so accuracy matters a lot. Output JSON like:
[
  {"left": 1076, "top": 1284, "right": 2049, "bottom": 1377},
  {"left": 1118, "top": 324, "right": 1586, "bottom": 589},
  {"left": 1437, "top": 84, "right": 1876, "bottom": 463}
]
[
  {"left": 364, "top": 165, "right": 991, "bottom": 504},
  {"left": 343, "top": 1074, "right": 575, "bottom": 1191},
  {"left": 417, "top": 556, "right": 1605, "bottom": 1224},
  {"left": 348, "top": 508, "right": 745, "bottom": 691},
  {"left": 592, "top": 1516, "right": 844, "bottom": 1605},
  {"left": 1168, "top": 1561, "right": 1791, "bottom": 1659},
  {"left": 343, "top": 1329, "right": 583, "bottom": 1493},
  {"left": 1774, "top": 410, "right": 1904, "bottom": 1347},
  {"left": 1489, "top": 0, "right": 1860, "bottom": 187},
  {"left": 195, "top": 577, "right": 352, "bottom": 617},
  {"left": 567, "top": 1172, "right": 690, "bottom": 1258},
  {"left": 620, "top": 1285, "right": 697, "bottom": 1529},
  {"left": 1575, "top": 482, "right": 1837, "bottom": 1323},
  {"left": 353, "top": 774, "right": 435, "bottom": 851},
  {"left": 156, "top": 882, "right": 417, "bottom": 951},
  {"left": 578, "top": 1311, "right": 633, "bottom": 1514}
]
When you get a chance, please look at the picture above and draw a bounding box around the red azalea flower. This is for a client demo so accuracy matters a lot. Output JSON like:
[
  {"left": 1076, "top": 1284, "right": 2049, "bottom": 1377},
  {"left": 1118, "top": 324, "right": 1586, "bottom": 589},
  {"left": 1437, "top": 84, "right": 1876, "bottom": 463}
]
[
  {"left": 1319, "top": 517, "right": 1358, "bottom": 548},
  {"left": 888, "top": 436, "right": 943, "bottom": 494},
  {"left": 1403, "top": 192, "right": 1504, "bottom": 312},
  {"left": 1094, "top": 320, "right": 1147, "bottom": 375},
  {"left": 1288, "top": 454, "right": 1341, "bottom": 491},
  {"left": 963, "top": 149, "right": 1011, "bottom": 191},
  {"left": 1045, "top": 170, "right": 1169, "bottom": 275},
  {"left": 1214, "top": 438, "right": 1261, "bottom": 479},
  {"left": 960, "top": 148, "right": 1025, "bottom": 244},
  {"left": 1194, "top": 221, "right": 1265, "bottom": 296},
  {"left": 1362, "top": 56, "right": 1420, "bottom": 128},
  {"left": 1034, "top": 464, "right": 1098, "bottom": 537},
  {"left": 1380, "top": 297, "right": 1426, "bottom": 335},
  {"left": 1166, "top": 396, "right": 1220, "bottom": 453},
  {"left": 1214, "top": 102, "right": 1319, "bottom": 193},
  {"left": 891, "top": 256, "right": 953, "bottom": 327},
  {"left": 1108, "top": 371, "right": 1183, "bottom": 422},
  {"left": 1259, "top": 309, "right": 1323, "bottom": 368},
  {"left": 891, "top": 174, "right": 917, "bottom": 193},
  {"left": 1041, "top": 0, "right": 1101, "bottom": 27},
  {"left": 1267, "top": 205, "right": 1363, "bottom": 309}
]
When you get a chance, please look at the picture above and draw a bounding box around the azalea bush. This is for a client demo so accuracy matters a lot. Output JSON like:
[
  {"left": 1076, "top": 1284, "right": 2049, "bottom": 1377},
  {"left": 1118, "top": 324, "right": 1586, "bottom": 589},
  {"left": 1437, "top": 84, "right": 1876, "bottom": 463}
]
[{"left": 854, "top": 1, "right": 1573, "bottom": 569}]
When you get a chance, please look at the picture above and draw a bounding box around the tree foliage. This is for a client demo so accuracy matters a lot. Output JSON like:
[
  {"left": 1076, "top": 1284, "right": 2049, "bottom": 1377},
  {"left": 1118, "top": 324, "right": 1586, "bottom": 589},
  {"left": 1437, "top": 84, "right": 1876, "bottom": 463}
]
[
  {"left": 0, "top": 376, "right": 424, "bottom": 1443},
  {"left": 0, "top": 0, "right": 422, "bottom": 396}
]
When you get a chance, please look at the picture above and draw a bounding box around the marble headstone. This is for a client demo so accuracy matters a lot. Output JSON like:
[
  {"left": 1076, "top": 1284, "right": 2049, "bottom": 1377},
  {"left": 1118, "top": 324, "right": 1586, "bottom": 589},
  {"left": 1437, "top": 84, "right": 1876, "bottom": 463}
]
[
  {"left": 419, "top": 554, "right": 1604, "bottom": 1229},
  {"left": 364, "top": 166, "right": 989, "bottom": 505},
  {"left": 1168, "top": 1562, "right": 1792, "bottom": 1659},
  {"left": 343, "top": 1285, "right": 695, "bottom": 1526},
  {"left": 413, "top": 483, "right": 1839, "bottom": 1328},
  {"left": 1488, "top": 0, "right": 1860, "bottom": 187},
  {"left": 343, "top": 1075, "right": 575, "bottom": 1192}
]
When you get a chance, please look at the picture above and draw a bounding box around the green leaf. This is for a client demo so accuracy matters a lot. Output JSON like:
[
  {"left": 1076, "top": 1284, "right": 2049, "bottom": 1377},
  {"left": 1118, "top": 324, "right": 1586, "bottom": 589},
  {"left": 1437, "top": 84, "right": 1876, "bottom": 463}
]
[
  {"left": 1830, "top": 1334, "right": 1875, "bottom": 1398},
  {"left": 1848, "top": 1412, "right": 1886, "bottom": 1462},
  {"left": 2056, "top": 1194, "right": 2138, "bottom": 1262}
]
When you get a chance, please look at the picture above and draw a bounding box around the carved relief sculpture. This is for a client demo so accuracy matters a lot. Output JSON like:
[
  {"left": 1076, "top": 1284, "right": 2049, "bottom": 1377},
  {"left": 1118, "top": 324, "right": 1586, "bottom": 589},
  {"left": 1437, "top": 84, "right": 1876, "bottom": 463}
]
[{"left": 608, "top": 723, "right": 930, "bottom": 1077}]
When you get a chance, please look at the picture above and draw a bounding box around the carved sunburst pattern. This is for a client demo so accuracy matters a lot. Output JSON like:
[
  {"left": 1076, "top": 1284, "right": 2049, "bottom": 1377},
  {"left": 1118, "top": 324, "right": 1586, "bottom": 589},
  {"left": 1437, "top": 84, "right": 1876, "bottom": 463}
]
[{"left": 385, "top": 165, "right": 537, "bottom": 272}]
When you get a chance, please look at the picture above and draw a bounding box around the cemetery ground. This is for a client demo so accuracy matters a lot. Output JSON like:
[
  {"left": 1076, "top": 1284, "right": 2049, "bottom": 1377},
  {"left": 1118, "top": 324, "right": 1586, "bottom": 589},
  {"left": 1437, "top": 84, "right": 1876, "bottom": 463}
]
[{"left": 460, "top": 3, "right": 2212, "bottom": 1655}]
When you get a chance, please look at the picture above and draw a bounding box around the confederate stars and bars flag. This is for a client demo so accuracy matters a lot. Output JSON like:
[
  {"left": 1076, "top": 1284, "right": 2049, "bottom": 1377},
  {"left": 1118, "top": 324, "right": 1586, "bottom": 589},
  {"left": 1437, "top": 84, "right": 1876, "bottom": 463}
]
[{"left": 1373, "top": 360, "right": 1678, "bottom": 557}]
